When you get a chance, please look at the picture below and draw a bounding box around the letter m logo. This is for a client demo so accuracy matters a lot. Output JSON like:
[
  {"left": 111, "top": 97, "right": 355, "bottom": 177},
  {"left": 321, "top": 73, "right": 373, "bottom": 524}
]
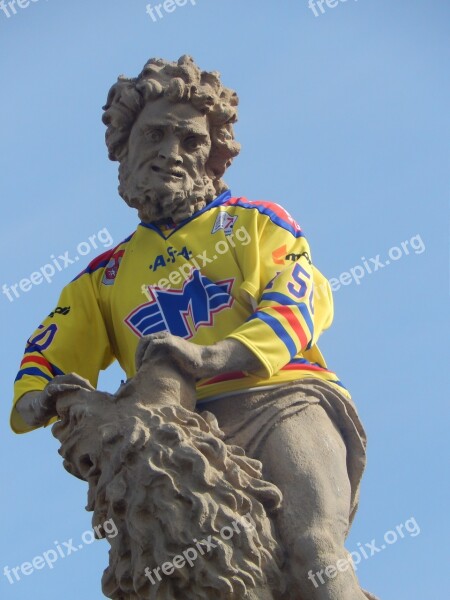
[{"left": 125, "top": 270, "right": 234, "bottom": 339}]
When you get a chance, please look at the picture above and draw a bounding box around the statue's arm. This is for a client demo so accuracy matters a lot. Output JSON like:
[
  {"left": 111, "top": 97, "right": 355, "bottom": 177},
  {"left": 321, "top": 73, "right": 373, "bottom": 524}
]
[
  {"left": 198, "top": 338, "right": 263, "bottom": 374},
  {"left": 11, "top": 264, "right": 116, "bottom": 434},
  {"left": 15, "top": 374, "right": 96, "bottom": 427},
  {"left": 135, "top": 332, "right": 263, "bottom": 380},
  {"left": 15, "top": 391, "right": 52, "bottom": 427},
  {"left": 224, "top": 217, "right": 330, "bottom": 380}
]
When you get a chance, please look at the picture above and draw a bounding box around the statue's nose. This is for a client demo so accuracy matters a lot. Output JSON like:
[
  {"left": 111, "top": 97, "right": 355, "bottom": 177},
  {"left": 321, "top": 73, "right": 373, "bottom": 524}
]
[{"left": 158, "top": 136, "right": 183, "bottom": 164}]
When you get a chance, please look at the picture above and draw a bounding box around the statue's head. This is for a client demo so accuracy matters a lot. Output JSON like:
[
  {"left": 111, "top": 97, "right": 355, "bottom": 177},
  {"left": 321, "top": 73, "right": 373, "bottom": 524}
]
[{"left": 102, "top": 55, "right": 240, "bottom": 223}]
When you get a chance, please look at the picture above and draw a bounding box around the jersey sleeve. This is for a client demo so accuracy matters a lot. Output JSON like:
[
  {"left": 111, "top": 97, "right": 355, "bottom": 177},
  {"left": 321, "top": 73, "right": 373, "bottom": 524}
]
[
  {"left": 228, "top": 207, "right": 334, "bottom": 378},
  {"left": 11, "top": 270, "right": 115, "bottom": 434}
]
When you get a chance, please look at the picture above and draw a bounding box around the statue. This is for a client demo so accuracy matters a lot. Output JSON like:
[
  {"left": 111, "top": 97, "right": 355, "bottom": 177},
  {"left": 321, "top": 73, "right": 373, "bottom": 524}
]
[{"left": 11, "top": 55, "right": 378, "bottom": 600}]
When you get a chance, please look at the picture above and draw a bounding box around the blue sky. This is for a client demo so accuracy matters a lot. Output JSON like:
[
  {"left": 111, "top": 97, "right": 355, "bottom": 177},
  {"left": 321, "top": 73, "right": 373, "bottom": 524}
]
[{"left": 1, "top": 1, "right": 448, "bottom": 598}]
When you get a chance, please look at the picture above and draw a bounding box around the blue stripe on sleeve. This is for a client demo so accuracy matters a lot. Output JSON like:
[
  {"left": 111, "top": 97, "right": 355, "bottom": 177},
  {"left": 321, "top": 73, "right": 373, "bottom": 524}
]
[
  {"left": 247, "top": 312, "right": 297, "bottom": 358},
  {"left": 50, "top": 362, "right": 64, "bottom": 376},
  {"left": 15, "top": 367, "right": 53, "bottom": 383},
  {"left": 297, "top": 303, "right": 314, "bottom": 341}
]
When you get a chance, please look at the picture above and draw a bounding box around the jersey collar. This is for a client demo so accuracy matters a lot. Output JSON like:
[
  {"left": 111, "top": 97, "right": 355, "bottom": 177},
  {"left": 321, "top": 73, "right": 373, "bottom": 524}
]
[{"left": 139, "top": 190, "right": 232, "bottom": 239}]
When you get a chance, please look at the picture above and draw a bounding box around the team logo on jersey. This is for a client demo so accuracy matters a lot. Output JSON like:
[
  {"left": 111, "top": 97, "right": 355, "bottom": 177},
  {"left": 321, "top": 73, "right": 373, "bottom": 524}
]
[
  {"left": 149, "top": 246, "right": 193, "bottom": 271},
  {"left": 102, "top": 251, "right": 124, "bottom": 285},
  {"left": 272, "top": 245, "right": 311, "bottom": 265},
  {"left": 48, "top": 306, "right": 70, "bottom": 318},
  {"left": 212, "top": 211, "right": 238, "bottom": 235},
  {"left": 272, "top": 245, "right": 288, "bottom": 265},
  {"left": 125, "top": 270, "right": 235, "bottom": 339}
]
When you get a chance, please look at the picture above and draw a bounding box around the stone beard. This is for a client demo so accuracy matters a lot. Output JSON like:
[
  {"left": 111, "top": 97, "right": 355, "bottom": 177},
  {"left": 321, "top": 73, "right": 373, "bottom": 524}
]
[
  {"left": 118, "top": 155, "right": 217, "bottom": 224},
  {"left": 116, "top": 96, "right": 219, "bottom": 224}
]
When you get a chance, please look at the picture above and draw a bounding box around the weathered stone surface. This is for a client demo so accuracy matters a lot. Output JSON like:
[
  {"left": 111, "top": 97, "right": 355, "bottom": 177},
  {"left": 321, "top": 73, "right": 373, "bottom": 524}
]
[{"left": 52, "top": 354, "right": 285, "bottom": 599}]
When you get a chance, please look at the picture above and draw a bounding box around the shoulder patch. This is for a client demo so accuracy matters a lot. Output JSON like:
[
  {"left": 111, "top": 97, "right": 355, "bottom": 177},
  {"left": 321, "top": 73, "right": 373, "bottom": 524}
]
[
  {"left": 211, "top": 211, "right": 238, "bottom": 235},
  {"left": 102, "top": 250, "right": 125, "bottom": 285},
  {"left": 72, "top": 232, "right": 134, "bottom": 282}
]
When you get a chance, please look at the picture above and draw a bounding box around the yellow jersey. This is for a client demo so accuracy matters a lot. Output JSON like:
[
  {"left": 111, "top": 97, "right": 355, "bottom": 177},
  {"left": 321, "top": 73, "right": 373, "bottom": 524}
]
[{"left": 11, "top": 191, "right": 348, "bottom": 433}]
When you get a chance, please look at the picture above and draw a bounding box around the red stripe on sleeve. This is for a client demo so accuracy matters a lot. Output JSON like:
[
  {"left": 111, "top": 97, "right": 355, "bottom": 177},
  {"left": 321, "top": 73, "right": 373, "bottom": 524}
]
[
  {"left": 20, "top": 355, "right": 53, "bottom": 373},
  {"left": 197, "top": 371, "right": 245, "bottom": 387},
  {"left": 271, "top": 305, "right": 309, "bottom": 348},
  {"left": 282, "top": 363, "right": 330, "bottom": 373}
]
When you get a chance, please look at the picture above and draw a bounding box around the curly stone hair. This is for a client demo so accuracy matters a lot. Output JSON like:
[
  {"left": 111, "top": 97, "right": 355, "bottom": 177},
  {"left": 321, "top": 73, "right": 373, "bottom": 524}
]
[{"left": 102, "top": 55, "right": 241, "bottom": 196}]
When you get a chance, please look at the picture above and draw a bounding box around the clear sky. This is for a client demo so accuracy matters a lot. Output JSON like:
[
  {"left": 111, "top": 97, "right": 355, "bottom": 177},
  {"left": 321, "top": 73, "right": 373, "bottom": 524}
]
[{"left": 1, "top": 1, "right": 448, "bottom": 599}]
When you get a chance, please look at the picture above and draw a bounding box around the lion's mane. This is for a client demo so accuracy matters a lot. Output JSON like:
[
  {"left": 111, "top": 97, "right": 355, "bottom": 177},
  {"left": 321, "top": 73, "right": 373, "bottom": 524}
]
[{"left": 53, "top": 394, "right": 284, "bottom": 600}]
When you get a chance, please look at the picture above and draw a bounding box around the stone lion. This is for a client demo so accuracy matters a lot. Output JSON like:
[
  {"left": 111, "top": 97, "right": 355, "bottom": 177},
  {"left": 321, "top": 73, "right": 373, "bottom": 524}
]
[{"left": 52, "top": 352, "right": 285, "bottom": 599}]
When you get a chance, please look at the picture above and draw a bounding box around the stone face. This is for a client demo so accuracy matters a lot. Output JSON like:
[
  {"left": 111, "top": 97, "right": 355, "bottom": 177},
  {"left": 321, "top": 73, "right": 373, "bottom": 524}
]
[{"left": 102, "top": 54, "right": 240, "bottom": 225}]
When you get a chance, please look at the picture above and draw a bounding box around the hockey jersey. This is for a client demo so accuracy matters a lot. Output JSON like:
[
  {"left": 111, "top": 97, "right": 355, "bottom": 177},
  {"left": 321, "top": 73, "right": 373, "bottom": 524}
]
[{"left": 11, "top": 190, "right": 348, "bottom": 433}]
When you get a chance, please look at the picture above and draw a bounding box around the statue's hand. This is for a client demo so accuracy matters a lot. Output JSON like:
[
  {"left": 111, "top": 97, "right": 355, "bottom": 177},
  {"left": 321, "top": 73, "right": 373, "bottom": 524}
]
[
  {"left": 16, "top": 373, "right": 95, "bottom": 427},
  {"left": 46, "top": 373, "right": 96, "bottom": 396},
  {"left": 135, "top": 331, "right": 207, "bottom": 376},
  {"left": 135, "top": 332, "right": 263, "bottom": 379},
  {"left": 47, "top": 373, "right": 96, "bottom": 416}
]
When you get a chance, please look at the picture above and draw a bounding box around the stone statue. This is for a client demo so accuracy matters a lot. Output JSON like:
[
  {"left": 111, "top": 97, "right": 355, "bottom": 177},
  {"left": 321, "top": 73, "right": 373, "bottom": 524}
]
[{"left": 12, "top": 56, "right": 378, "bottom": 599}]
